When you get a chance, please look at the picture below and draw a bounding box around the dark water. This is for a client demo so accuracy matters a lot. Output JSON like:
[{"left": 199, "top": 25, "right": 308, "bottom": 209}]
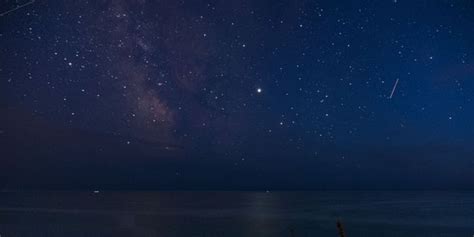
[{"left": 0, "top": 191, "right": 473, "bottom": 237}]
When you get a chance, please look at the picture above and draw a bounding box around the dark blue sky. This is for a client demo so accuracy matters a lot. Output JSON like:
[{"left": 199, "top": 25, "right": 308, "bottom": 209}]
[{"left": 1, "top": 0, "right": 473, "bottom": 190}]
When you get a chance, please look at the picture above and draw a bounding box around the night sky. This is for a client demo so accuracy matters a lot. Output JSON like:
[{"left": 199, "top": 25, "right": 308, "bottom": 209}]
[{"left": 1, "top": 0, "right": 473, "bottom": 190}]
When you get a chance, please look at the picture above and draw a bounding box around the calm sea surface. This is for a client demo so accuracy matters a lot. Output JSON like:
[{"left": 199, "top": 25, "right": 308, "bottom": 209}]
[{"left": 0, "top": 191, "right": 473, "bottom": 237}]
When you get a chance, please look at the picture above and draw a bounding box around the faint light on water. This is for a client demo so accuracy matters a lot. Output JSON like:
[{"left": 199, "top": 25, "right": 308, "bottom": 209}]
[{"left": 93, "top": 190, "right": 100, "bottom": 194}]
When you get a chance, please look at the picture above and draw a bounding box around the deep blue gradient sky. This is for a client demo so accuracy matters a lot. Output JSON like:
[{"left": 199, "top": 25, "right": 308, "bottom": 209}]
[{"left": 1, "top": 0, "right": 473, "bottom": 190}]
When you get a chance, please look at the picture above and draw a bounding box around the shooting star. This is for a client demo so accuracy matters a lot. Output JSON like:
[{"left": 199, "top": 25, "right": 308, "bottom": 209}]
[
  {"left": 0, "top": 0, "right": 35, "bottom": 17},
  {"left": 389, "top": 78, "right": 399, "bottom": 99}
]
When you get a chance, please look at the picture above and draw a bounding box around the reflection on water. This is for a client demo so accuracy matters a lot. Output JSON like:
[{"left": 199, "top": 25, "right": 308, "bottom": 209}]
[{"left": 0, "top": 191, "right": 473, "bottom": 236}]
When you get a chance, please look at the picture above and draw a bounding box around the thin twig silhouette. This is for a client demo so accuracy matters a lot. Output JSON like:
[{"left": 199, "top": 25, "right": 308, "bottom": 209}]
[{"left": 336, "top": 219, "right": 346, "bottom": 237}]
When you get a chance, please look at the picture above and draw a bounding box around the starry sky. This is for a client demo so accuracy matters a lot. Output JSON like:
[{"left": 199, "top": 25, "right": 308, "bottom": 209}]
[{"left": 1, "top": 0, "right": 474, "bottom": 190}]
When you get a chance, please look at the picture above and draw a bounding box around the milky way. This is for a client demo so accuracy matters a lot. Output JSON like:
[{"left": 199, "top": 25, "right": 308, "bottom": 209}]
[{"left": 86, "top": 0, "right": 273, "bottom": 149}]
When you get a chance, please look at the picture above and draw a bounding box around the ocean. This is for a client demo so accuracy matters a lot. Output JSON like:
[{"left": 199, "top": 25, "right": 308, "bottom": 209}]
[{"left": 0, "top": 191, "right": 473, "bottom": 236}]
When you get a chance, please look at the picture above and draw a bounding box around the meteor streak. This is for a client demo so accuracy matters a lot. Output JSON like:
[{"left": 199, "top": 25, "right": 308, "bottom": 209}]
[
  {"left": 0, "top": 0, "right": 35, "bottom": 17},
  {"left": 389, "top": 78, "right": 399, "bottom": 99}
]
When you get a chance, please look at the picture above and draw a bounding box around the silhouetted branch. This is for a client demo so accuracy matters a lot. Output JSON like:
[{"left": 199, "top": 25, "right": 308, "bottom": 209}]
[{"left": 336, "top": 219, "right": 346, "bottom": 237}]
